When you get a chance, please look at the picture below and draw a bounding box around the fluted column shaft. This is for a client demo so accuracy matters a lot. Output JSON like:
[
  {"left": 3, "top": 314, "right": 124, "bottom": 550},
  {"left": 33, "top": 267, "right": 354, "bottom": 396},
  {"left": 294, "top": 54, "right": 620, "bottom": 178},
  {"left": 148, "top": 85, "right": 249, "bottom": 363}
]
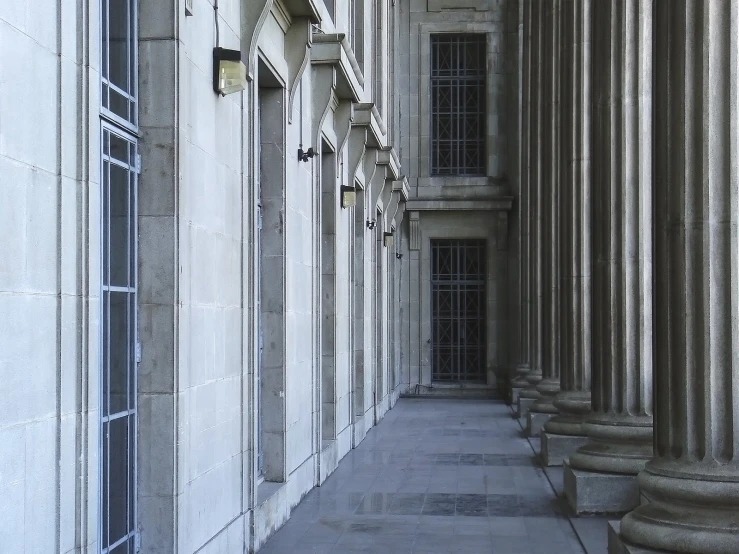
[
  {"left": 568, "top": 0, "right": 653, "bottom": 476},
  {"left": 532, "top": 0, "right": 561, "bottom": 414},
  {"left": 521, "top": 0, "right": 544, "bottom": 399},
  {"left": 546, "top": 0, "right": 592, "bottom": 436},
  {"left": 618, "top": 1, "right": 739, "bottom": 552},
  {"left": 513, "top": 0, "right": 532, "bottom": 389}
]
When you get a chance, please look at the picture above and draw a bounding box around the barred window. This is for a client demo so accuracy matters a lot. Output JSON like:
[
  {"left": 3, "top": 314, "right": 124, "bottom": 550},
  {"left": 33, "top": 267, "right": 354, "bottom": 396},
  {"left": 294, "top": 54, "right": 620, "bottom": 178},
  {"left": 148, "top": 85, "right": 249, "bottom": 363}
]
[{"left": 431, "top": 34, "right": 486, "bottom": 176}]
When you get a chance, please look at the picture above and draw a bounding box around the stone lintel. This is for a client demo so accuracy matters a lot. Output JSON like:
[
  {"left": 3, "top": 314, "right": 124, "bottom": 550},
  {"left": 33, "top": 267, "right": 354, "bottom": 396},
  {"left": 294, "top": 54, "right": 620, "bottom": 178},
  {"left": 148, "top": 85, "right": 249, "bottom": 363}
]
[
  {"left": 540, "top": 432, "right": 588, "bottom": 467},
  {"left": 563, "top": 462, "right": 639, "bottom": 515},
  {"left": 526, "top": 411, "right": 551, "bottom": 437}
]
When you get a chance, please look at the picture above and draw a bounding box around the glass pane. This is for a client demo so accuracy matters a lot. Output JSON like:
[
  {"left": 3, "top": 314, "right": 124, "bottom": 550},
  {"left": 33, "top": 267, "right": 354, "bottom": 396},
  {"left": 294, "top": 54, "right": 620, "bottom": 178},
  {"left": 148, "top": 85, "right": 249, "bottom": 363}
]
[
  {"left": 102, "top": 420, "right": 109, "bottom": 545},
  {"left": 110, "top": 540, "right": 131, "bottom": 554},
  {"left": 102, "top": 0, "right": 109, "bottom": 80},
  {"left": 109, "top": 164, "right": 130, "bottom": 287},
  {"left": 128, "top": 169, "right": 136, "bottom": 287},
  {"left": 108, "top": 0, "right": 129, "bottom": 94},
  {"left": 109, "top": 89, "right": 130, "bottom": 122},
  {"left": 128, "top": 293, "right": 136, "bottom": 410},
  {"left": 109, "top": 291, "right": 129, "bottom": 415},
  {"left": 102, "top": 290, "right": 110, "bottom": 415},
  {"left": 109, "top": 133, "right": 129, "bottom": 165},
  {"left": 103, "top": 162, "right": 110, "bottom": 286},
  {"left": 108, "top": 416, "right": 130, "bottom": 546}
]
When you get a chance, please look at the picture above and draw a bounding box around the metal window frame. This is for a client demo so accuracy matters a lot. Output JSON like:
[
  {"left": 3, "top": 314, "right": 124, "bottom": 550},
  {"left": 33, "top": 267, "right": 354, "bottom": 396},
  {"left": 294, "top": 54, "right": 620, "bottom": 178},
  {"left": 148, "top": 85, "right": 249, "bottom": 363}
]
[
  {"left": 101, "top": 0, "right": 139, "bottom": 132},
  {"left": 100, "top": 0, "right": 139, "bottom": 548},
  {"left": 430, "top": 239, "right": 487, "bottom": 383},
  {"left": 430, "top": 33, "right": 487, "bottom": 176},
  {"left": 99, "top": 121, "right": 139, "bottom": 554}
]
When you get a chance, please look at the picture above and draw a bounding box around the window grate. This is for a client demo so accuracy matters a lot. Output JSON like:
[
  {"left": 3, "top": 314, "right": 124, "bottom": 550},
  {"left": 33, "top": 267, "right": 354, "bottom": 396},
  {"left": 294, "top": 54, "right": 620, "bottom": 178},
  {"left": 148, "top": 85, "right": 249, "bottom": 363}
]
[
  {"left": 430, "top": 34, "right": 486, "bottom": 176},
  {"left": 431, "top": 240, "right": 487, "bottom": 382}
]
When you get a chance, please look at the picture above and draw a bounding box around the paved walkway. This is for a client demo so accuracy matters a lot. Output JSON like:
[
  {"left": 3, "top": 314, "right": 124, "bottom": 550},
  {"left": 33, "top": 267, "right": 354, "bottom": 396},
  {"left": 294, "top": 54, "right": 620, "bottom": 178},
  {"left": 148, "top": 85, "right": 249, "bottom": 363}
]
[{"left": 260, "top": 398, "right": 594, "bottom": 553}]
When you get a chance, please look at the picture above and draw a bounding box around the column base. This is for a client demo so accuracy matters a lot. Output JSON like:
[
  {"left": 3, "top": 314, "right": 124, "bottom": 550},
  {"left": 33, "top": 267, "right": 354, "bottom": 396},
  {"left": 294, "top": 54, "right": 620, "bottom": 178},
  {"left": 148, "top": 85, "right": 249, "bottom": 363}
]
[
  {"left": 511, "top": 386, "right": 525, "bottom": 405},
  {"left": 517, "top": 395, "right": 537, "bottom": 419},
  {"left": 563, "top": 462, "right": 640, "bottom": 514},
  {"left": 540, "top": 432, "right": 588, "bottom": 467},
  {"left": 608, "top": 522, "right": 658, "bottom": 554},
  {"left": 526, "top": 411, "right": 552, "bottom": 437}
]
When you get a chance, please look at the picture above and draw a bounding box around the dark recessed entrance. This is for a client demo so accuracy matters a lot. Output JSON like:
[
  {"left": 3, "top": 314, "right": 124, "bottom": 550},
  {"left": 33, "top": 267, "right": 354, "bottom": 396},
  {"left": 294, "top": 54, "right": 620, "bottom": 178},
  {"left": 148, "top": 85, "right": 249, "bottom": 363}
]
[{"left": 431, "top": 239, "right": 487, "bottom": 382}]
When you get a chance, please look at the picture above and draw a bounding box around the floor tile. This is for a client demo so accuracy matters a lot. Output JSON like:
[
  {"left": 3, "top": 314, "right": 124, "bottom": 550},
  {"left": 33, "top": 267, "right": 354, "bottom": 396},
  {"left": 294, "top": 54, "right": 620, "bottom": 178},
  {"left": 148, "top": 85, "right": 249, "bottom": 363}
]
[{"left": 260, "top": 399, "right": 601, "bottom": 553}]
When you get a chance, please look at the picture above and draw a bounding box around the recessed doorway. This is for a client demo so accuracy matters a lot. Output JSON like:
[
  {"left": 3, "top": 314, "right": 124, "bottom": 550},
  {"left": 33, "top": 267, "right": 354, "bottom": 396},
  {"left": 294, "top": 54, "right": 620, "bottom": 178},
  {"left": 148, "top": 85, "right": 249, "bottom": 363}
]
[{"left": 431, "top": 239, "right": 486, "bottom": 382}]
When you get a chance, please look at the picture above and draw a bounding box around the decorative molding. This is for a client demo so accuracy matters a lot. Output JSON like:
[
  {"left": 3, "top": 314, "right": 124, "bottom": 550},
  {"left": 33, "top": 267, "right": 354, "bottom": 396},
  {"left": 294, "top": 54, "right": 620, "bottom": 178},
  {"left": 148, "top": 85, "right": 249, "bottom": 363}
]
[
  {"left": 286, "top": 18, "right": 312, "bottom": 123},
  {"left": 409, "top": 211, "right": 421, "bottom": 251},
  {"left": 405, "top": 197, "right": 514, "bottom": 251},
  {"left": 312, "top": 65, "right": 338, "bottom": 147},
  {"left": 272, "top": 0, "right": 292, "bottom": 31},
  {"left": 428, "top": 0, "right": 492, "bottom": 11},
  {"left": 347, "top": 127, "right": 367, "bottom": 189},
  {"left": 244, "top": 0, "right": 274, "bottom": 81},
  {"left": 335, "top": 102, "right": 354, "bottom": 156},
  {"left": 405, "top": 197, "right": 514, "bottom": 212}
]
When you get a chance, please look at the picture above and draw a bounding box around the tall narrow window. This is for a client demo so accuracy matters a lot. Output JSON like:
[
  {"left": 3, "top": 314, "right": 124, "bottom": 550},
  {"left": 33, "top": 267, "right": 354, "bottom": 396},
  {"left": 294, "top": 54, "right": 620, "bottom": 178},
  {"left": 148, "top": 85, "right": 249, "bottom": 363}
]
[
  {"left": 430, "top": 34, "right": 486, "bottom": 176},
  {"left": 101, "top": 126, "right": 138, "bottom": 553},
  {"left": 101, "top": 0, "right": 138, "bottom": 551}
]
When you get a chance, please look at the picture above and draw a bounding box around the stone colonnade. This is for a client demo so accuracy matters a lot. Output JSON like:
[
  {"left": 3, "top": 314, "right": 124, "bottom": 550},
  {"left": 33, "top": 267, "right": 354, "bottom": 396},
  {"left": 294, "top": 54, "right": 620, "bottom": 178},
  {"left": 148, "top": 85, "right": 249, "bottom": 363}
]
[{"left": 515, "top": 1, "right": 739, "bottom": 552}]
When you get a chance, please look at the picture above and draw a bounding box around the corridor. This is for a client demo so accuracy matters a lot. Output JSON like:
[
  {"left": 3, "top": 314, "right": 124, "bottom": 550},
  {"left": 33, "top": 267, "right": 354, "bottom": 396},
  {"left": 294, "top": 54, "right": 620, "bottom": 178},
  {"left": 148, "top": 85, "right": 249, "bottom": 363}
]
[{"left": 260, "top": 399, "right": 593, "bottom": 553}]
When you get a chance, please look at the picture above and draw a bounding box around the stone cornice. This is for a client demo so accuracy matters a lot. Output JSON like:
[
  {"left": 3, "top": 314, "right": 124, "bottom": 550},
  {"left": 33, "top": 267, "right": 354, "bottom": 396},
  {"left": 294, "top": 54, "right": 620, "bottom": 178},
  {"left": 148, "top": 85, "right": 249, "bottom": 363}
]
[
  {"left": 311, "top": 33, "right": 364, "bottom": 101},
  {"left": 351, "top": 103, "right": 385, "bottom": 148}
]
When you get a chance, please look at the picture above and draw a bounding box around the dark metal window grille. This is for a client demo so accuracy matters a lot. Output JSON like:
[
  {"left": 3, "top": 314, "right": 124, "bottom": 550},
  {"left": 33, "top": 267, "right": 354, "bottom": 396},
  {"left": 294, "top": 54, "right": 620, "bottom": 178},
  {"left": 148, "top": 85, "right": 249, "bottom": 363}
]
[
  {"left": 431, "top": 34, "right": 486, "bottom": 176},
  {"left": 431, "top": 239, "right": 486, "bottom": 382}
]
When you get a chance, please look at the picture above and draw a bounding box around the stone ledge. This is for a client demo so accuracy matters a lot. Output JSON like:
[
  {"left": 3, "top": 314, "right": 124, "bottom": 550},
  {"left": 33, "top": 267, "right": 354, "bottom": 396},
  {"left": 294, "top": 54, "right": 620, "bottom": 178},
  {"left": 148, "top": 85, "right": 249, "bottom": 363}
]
[
  {"left": 564, "top": 462, "right": 640, "bottom": 515},
  {"left": 540, "top": 432, "right": 588, "bottom": 467}
]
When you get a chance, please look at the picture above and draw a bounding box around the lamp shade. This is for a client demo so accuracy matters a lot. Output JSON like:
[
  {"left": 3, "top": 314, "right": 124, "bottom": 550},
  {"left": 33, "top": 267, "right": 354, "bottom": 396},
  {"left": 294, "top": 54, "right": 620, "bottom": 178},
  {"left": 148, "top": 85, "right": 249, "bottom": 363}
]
[
  {"left": 213, "top": 47, "right": 246, "bottom": 96},
  {"left": 383, "top": 232, "right": 394, "bottom": 248},
  {"left": 341, "top": 185, "right": 356, "bottom": 208}
]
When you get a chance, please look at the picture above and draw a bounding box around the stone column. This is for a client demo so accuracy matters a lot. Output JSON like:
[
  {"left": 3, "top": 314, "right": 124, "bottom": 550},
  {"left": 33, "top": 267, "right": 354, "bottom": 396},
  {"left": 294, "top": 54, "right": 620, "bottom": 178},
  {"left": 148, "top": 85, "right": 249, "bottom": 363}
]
[
  {"left": 511, "top": 0, "right": 532, "bottom": 404},
  {"left": 611, "top": 1, "right": 739, "bottom": 552},
  {"left": 517, "top": 0, "right": 544, "bottom": 418},
  {"left": 564, "top": 0, "right": 653, "bottom": 514},
  {"left": 527, "top": 0, "right": 561, "bottom": 438},
  {"left": 541, "top": 0, "right": 592, "bottom": 466}
]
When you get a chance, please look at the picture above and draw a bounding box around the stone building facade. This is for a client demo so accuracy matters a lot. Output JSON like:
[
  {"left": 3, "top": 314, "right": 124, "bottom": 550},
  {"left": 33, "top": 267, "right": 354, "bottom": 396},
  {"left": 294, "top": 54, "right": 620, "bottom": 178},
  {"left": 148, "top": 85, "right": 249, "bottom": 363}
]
[
  {"left": 0, "top": 0, "right": 414, "bottom": 551},
  {"left": 3, "top": 0, "right": 739, "bottom": 553}
]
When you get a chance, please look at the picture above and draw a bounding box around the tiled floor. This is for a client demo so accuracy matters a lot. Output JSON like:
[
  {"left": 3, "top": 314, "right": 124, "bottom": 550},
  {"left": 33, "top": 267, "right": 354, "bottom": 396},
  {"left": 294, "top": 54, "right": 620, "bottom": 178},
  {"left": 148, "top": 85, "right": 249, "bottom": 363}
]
[{"left": 260, "top": 398, "right": 594, "bottom": 553}]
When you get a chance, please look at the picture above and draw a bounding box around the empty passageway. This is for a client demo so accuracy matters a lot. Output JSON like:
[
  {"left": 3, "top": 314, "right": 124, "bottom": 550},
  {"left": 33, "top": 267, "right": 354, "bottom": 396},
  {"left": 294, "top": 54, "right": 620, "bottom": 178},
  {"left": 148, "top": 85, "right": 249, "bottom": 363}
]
[{"left": 260, "top": 399, "right": 587, "bottom": 553}]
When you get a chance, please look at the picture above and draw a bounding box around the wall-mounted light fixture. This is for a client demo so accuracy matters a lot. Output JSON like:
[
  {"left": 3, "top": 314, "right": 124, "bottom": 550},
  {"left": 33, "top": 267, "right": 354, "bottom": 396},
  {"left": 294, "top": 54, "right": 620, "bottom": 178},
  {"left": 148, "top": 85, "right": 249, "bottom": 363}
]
[
  {"left": 384, "top": 232, "right": 394, "bottom": 248},
  {"left": 366, "top": 219, "right": 376, "bottom": 230},
  {"left": 340, "top": 185, "right": 356, "bottom": 208},
  {"left": 213, "top": 47, "right": 246, "bottom": 96},
  {"left": 396, "top": 252, "right": 403, "bottom": 260},
  {"left": 298, "top": 147, "right": 315, "bottom": 162}
]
